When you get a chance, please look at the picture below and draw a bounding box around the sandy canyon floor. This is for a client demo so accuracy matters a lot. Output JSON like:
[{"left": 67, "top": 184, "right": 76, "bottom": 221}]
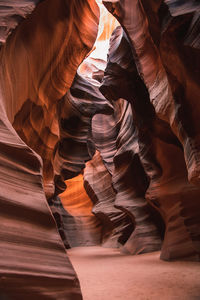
[{"left": 68, "top": 246, "right": 200, "bottom": 300}]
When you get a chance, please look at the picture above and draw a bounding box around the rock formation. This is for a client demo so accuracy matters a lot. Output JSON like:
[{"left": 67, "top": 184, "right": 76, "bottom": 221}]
[
  {"left": 0, "top": 80, "right": 82, "bottom": 299},
  {"left": 0, "top": 1, "right": 40, "bottom": 45},
  {"left": 0, "top": 0, "right": 99, "bottom": 298},
  {"left": 102, "top": 0, "right": 200, "bottom": 260},
  {"left": 0, "top": 0, "right": 200, "bottom": 298},
  {"left": 58, "top": 174, "right": 102, "bottom": 247},
  {"left": 1, "top": 0, "right": 99, "bottom": 197},
  {"left": 84, "top": 151, "right": 135, "bottom": 248}
]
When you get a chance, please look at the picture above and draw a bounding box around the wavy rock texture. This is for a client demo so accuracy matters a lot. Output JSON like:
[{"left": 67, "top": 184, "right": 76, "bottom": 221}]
[
  {"left": 1, "top": 0, "right": 99, "bottom": 197},
  {"left": 93, "top": 54, "right": 162, "bottom": 253},
  {"left": 164, "top": 1, "right": 200, "bottom": 49},
  {"left": 0, "top": 0, "right": 100, "bottom": 298},
  {"left": 59, "top": 174, "right": 102, "bottom": 247},
  {"left": 159, "top": 1, "right": 200, "bottom": 183},
  {"left": 102, "top": 2, "right": 200, "bottom": 260},
  {"left": 81, "top": 53, "right": 162, "bottom": 252},
  {"left": 50, "top": 5, "right": 136, "bottom": 250},
  {"left": 103, "top": 0, "right": 200, "bottom": 184},
  {"left": 84, "top": 151, "right": 134, "bottom": 247},
  {"left": 0, "top": 6, "right": 200, "bottom": 300},
  {"left": 112, "top": 103, "right": 162, "bottom": 254},
  {"left": 51, "top": 72, "right": 113, "bottom": 248},
  {"left": 0, "top": 91, "right": 82, "bottom": 298},
  {"left": 0, "top": 0, "right": 41, "bottom": 45},
  {"left": 53, "top": 73, "right": 113, "bottom": 194}
]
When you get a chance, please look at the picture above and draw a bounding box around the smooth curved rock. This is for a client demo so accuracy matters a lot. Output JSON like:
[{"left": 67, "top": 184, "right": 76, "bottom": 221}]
[
  {"left": 0, "top": 89, "right": 82, "bottom": 298},
  {"left": 99, "top": 26, "right": 162, "bottom": 254},
  {"left": 59, "top": 174, "right": 102, "bottom": 247},
  {"left": 0, "top": 0, "right": 100, "bottom": 298},
  {"left": 103, "top": 0, "right": 200, "bottom": 183},
  {"left": 84, "top": 151, "right": 134, "bottom": 247},
  {"left": 50, "top": 71, "right": 114, "bottom": 249},
  {"left": 0, "top": 5, "right": 200, "bottom": 297},
  {"left": 53, "top": 73, "right": 113, "bottom": 195},
  {"left": 102, "top": 3, "right": 200, "bottom": 260},
  {"left": 0, "top": 0, "right": 41, "bottom": 45},
  {"left": 1, "top": 0, "right": 99, "bottom": 197}
]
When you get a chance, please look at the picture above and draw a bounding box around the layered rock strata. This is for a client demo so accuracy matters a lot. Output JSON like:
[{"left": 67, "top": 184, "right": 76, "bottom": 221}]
[
  {"left": 0, "top": 90, "right": 82, "bottom": 299},
  {"left": 0, "top": 6, "right": 199, "bottom": 300},
  {"left": 84, "top": 151, "right": 135, "bottom": 247},
  {"left": 59, "top": 174, "right": 102, "bottom": 247},
  {"left": 91, "top": 94, "right": 162, "bottom": 253},
  {"left": 51, "top": 72, "right": 114, "bottom": 247},
  {"left": 53, "top": 73, "right": 113, "bottom": 195},
  {"left": 0, "top": 0, "right": 41, "bottom": 44},
  {"left": 102, "top": 1, "right": 200, "bottom": 260},
  {"left": 1, "top": 0, "right": 99, "bottom": 197},
  {"left": 0, "top": 0, "right": 100, "bottom": 298}
]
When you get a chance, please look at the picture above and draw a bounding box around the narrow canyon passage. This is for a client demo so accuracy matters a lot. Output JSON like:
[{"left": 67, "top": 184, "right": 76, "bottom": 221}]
[
  {"left": 68, "top": 246, "right": 200, "bottom": 300},
  {"left": 1, "top": 1, "right": 200, "bottom": 298}
]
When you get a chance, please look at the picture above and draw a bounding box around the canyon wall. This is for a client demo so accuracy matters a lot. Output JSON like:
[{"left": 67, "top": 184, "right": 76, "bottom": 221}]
[
  {"left": 102, "top": 0, "right": 200, "bottom": 260},
  {"left": 0, "top": 0, "right": 99, "bottom": 298},
  {"left": 0, "top": 0, "right": 200, "bottom": 298}
]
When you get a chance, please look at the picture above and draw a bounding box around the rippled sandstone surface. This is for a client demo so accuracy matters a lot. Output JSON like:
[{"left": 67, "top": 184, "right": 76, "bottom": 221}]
[{"left": 0, "top": 0, "right": 200, "bottom": 299}]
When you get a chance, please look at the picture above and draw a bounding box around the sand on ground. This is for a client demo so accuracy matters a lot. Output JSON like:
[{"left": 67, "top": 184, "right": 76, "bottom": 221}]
[{"left": 68, "top": 246, "right": 200, "bottom": 300}]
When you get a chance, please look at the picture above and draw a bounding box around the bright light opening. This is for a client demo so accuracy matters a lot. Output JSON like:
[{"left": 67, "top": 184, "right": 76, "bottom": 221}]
[{"left": 78, "top": 1, "right": 119, "bottom": 78}]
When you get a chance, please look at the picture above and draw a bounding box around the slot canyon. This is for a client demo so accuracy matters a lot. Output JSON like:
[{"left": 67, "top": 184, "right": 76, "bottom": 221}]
[{"left": 0, "top": 0, "right": 200, "bottom": 299}]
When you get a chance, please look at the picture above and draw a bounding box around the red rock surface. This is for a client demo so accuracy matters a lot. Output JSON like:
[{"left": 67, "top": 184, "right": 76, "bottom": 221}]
[
  {"left": 0, "top": 0, "right": 99, "bottom": 298},
  {"left": 0, "top": 0, "right": 200, "bottom": 298},
  {"left": 102, "top": 0, "right": 200, "bottom": 260},
  {"left": 1, "top": 0, "right": 99, "bottom": 197},
  {"left": 0, "top": 86, "right": 82, "bottom": 299}
]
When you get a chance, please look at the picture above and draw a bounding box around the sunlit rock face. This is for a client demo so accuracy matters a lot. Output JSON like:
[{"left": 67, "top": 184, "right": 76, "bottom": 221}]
[
  {"left": 0, "top": 0, "right": 100, "bottom": 298},
  {"left": 102, "top": 0, "right": 200, "bottom": 260},
  {"left": 1, "top": 0, "right": 100, "bottom": 198},
  {"left": 78, "top": 0, "right": 119, "bottom": 81},
  {"left": 0, "top": 77, "right": 82, "bottom": 299},
  {"left": 88, "top": 93, "right": 162, "bottom": 253},
  {"left": 50, "top": 70, "right": 113, "bottom": 249},
  {"left": 0, "top": 1, "right": 200, "bottom": 298},
  {"left": 59, "top": 174, "right": 102, "bottom": 247},
  {"left": 84, "top": 151, "right": 135, "bottom": 248}
]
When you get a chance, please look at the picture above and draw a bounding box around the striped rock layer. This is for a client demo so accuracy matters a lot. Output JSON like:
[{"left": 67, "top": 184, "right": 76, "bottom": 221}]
[
  {"left": 90, "top": 95, "right": 162, "bottom": 253},
  {"left": 0, "top": 3, "right": 200, "bottom": 300},
  {"left": 59, "top": 174, "right": 102, "bottom": 248},
  {"left": 0, "top": 0, "right": 41, "bottom": 45},
  {"left": 84, "top": 151, "right": 135, "bottom": 248},
  {"left": 0, "top": 0, "right": 100, "bottom": 299},
  {"left": 102, "top": 1, "right": 200, "bottom": 260},
  {"left": 0, "top": 82, "right": 82, "bottom": 299},
  {"left": 1, "top": 0, "right": 99, "bottom": 197}
]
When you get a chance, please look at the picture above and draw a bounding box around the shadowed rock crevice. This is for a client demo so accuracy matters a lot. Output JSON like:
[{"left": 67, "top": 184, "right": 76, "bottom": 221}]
[
  {"left": 102, "top": 0, "right": 200, "bottom": 260},
  {"left": 0, "top": 0, "right": 100, "bottom": 298},
  {"left": 0, "top": 1, "right": 200, "bottom": 298}
]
